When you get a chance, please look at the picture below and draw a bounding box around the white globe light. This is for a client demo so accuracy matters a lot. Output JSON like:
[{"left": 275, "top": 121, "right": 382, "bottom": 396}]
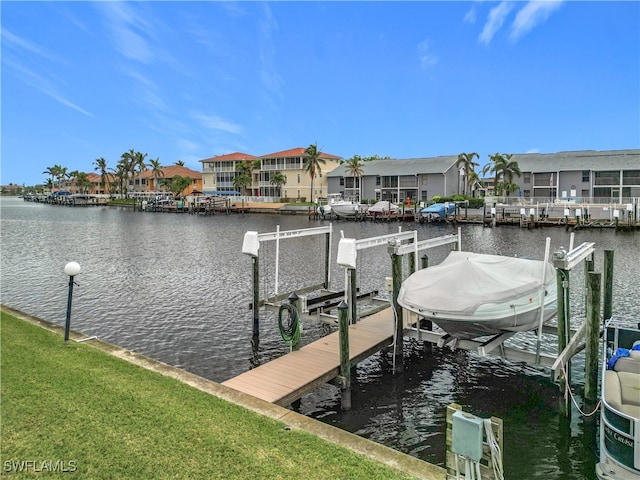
[{"left": 64, "top": 261, "right": 81, "bottom": 276}]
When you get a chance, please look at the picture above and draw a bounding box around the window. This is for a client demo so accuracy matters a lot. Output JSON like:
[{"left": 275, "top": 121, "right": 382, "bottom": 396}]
[
  {"left": 376, "top": 176, "right": 381, "bottom": 186},
  {"left": 523, "top": 173, "right": 531, "bottom": 184},
  {"left": 340, "top": 178, "right": 344, "bottom": 186},
  {"left": 582, "top": 170, "right": 590, "bottom": 182},
  {"left": 297, "top": 174, "right": 300, "bottom": 183}
]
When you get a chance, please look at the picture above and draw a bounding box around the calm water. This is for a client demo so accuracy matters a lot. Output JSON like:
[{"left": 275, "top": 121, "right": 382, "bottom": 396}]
[{"left": 2, "top": 197, "right": 639, "bottom": 479}]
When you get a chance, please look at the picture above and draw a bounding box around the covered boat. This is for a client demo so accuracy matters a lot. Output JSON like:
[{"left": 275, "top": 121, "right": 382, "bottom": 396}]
[
  {"left": 367, "top": 201, "right": 400, "bottom": 214},
  {"left": 597, "top": 317, "right": 640, "bottom": 480},
  {"left": 397, "top": 251, "right": 557, "bottom": 339},
  {"left": 419, "top": 202, "right": 455, "bottom": 220}
]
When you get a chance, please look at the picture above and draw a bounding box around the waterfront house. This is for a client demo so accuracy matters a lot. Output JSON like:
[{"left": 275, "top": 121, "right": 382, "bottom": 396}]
[
  {"left": 506, "top": 149, "right": 639, "bottom": 204},
  {"left": 200, "top": 147, "right": 342, "bottom": 201},
  {"left": 326, "top": 156, "right": 461, "bottom": 204}
]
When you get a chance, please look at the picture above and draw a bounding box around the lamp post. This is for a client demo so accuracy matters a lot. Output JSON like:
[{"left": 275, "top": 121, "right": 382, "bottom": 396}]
[{"left": 63, "top": 261, "right": 81, "bottom": 344}]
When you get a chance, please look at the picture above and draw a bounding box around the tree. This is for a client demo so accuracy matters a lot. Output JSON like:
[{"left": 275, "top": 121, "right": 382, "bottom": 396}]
[
  {"left": 237, "top": 159, "right": 261, "bottom": 196},
  {"left": 74, "top": 172, "right": 91, "bottom": 194},
  {"left": 93, "top": 157, "right": 109, "bottom": 194},
  {"left": 303, "top": 143, "right": 326, "bottom": 203},
  {"left": 269, "top": 172, "right": 287, "bottom": 196},
  {"left": 456, "top": 152, "right": 480, "bottom": 196},
  {"left": 132, "top": 151, "right": 148, "bottom": 193},
  {"left": 148, "top": 157, "right": 164, "bottom": 192},
  {"left": 500, "top": 154, "right": 522, "bottom": 200},
  {"left": 174, "top": 160, "right": 185, "bottom": 166},
  {"left": 482, "top": 153, "right": 504, "bottom": 197},
  {"left": 171, "top": 175, "right": 193, "bottom": 198},
  {"left": 344, "top": 155, "right": 365, "bottom": 201},
  {"left": 482, "top": 153, "right": 521, "bottom": 201},
  {"left": 232, "top": 173, "right": 252, "bottom": 196}
]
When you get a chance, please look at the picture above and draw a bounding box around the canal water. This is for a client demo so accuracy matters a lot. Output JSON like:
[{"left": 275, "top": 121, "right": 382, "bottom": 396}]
[{"left": 2, "top": 197, "right": 639, "bottom": 479}]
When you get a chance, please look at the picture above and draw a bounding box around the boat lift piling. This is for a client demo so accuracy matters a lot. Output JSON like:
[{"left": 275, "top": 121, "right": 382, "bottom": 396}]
[{"left": 242, "top": 224, "right": 333, "bottom": 345}]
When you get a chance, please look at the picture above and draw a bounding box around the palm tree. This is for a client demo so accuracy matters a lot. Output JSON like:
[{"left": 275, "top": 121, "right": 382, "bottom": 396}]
[
  {"left": 93, "top": 157, "right": 109, "bottom": 195},
  {"left": 456, "top": 152, "right": 480, "bottom": 196},
  {"left": 148, "top": 157, "right": 164, "bottom": 193},
  {"left": 303, "top": 143, "right": 326, "bottom": 204},
  {"left": 74, "top": 172, "right": 91, "bottom": 194},
  {"left": 132, "top": 151, "right": 148, "bottom": 194},
  {"left": 269, "top": 172, "right": 287, "bottom": 197},
  {"left": 159, "top": 177, "right": 173, "bottom": 195},
  {"left": 500, "top": 154, "right": 522, "bottom": 200},
  {"left": 232, "top": 173, "right": 252, "bottom": 196},
  {"left": 42, "top": 165, "right": 60, "bottom": 191},
  {"left": 111, "top": 160, "right": 130, "bottom": 198},
  {"left": 237, "top": 159, "right": 261, "bottom": 196},
  {"left": 174, "top": 160, "right": 185, "bottom": 166},
  {"left": 344, "top": 155, "right": 365, "bottom": 201},
  {"left": 171, "top": 175, "right": 192, "bottom": 198},
  {"left": 482, "top": 153, "right": 504, "bottom": 197}
]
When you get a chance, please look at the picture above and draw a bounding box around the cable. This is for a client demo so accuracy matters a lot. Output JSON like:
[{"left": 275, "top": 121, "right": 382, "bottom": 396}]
[
  {"left": 278, "top": 303, "right": 301, "bottom": 350},
  {"left": 484, "top": 418, "right": 504, "bottom": 480},
  {"left": 560, "top": 362, "right": 601, "bottom": 417}
]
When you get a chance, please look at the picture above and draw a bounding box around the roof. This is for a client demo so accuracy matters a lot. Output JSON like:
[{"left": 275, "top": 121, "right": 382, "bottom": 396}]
[
  {"left": 140, "top": 165, "right": 202, "bottom": 179},
  {"left": 199, "top": 152, "right": 258, "bottom": 163},
  {"left": 260, "top": 147, "right": 342, "bottom": 160},
  {"left": 327, "top": 156, "right": 458, "bottom": 177},
  {"left": 512, "top": 149, "right": 639, "bottom": 172}
]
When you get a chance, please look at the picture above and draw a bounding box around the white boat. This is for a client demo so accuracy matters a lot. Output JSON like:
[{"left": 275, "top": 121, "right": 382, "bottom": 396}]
[
  {"left": 325, "top": 193, "right": 367, "bottom": 218},
  {"left": 596, "top": 317, "right": 640, "bottom": 480},
  {"left": 397, "top": 251, "right": 557, "bottom": 339},
  {"left": 367, "top": 200, "right": 400, "bottom": 215}
]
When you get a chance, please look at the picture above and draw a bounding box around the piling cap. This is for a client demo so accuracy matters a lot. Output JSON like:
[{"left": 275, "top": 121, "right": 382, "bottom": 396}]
[
  {"left": 242, "top": 231, "right": 260, "bottom": 257},
  {"left": 337, "top": 238, "right": 357, "bottom": 269}
]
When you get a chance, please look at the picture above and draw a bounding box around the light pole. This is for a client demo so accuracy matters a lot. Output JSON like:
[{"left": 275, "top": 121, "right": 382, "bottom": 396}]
[{"left": 63, "top": 261, "right": 81, "bottom": 344}]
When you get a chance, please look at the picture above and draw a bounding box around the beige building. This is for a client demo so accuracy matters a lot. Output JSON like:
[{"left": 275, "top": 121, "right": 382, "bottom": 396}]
[{"left": 200, "top": 147, "right": 342, "bottom": 201}]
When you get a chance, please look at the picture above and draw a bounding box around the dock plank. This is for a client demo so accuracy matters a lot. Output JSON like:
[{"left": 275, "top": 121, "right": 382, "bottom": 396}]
[{"left": 222, "top": 307, "right": 395, "bottom": 405}]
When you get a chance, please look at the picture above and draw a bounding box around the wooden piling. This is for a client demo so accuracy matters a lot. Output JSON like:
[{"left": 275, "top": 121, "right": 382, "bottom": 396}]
[
  {"left": 584, "top": 272, "right": 601, "bottom": 404},
  {"left": 603, "top": 250, "right": 614, "bottom": 321},
  {"left": 289, "top": 293, "right": 301, "bottom": 351},
  {"left": 324, "top": 232, "right": 331, "bottom": 289},
  {"left": 349, "top": 268, "right": 357, "bottom": 324},
  {"left": 390, "top": 247, "right": 404, "bottom": 373},
  {"left": 337, "top": 301, "right": 351, "bottom": 410},
  {"left": 556, "top": 267, "right": 571, "bottom": 416}
]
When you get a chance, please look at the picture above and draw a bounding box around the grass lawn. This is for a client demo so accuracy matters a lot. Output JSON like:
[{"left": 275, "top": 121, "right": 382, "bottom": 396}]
[{"left": 1, "top": 312, "right": 415, "bottom": 479}]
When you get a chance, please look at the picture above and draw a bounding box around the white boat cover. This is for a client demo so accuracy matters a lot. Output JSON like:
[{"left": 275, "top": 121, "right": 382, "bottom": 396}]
[
  {"left": 368, "top": 201, "right": 399, "bottom": 213},
  {"left": 398, "top": 251, "right": 554, "bottom": 315}
]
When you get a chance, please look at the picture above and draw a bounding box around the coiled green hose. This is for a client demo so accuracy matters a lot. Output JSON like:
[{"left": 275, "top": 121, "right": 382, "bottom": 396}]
[{"left": 278, "top": 303, "right": 301, "bottom": 348}]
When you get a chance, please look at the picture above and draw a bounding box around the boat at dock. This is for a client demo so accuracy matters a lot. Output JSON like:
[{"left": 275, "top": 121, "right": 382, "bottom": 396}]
[
  {"left": 419, "top": 202, "right": 455, "bottom": 221},
  {"left": 323, "top": 193, "right": 368, "bottom": 218},
  {"left": 397, "top": 251, "right": 557, "bottom": 339},
  {"left": 596, "top": 317, "right": 640, "bottom": 480}
]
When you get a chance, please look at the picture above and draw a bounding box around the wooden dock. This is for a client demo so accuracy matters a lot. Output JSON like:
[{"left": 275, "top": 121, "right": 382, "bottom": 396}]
[{"left": 222, "top": 307, "right": 395, "bottom": 406}]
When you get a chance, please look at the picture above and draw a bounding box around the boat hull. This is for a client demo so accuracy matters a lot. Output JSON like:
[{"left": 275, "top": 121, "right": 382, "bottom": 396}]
[
  {"left": 412, "top": 291, "right": 557, "bottom": 339},
  {"left": 597, "top": 319, "right": 640, "bottom": 480}
]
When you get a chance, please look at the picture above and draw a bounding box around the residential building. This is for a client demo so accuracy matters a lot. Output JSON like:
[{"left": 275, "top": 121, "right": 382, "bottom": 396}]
[
  {"left": 199, "top": 147, "right": 342, "bottom": 200},
  {"left": 327, "top": 156, "right": 461, "bottom": 203},
  {"left": 506, "top": 149, "right": 639, "bottom": 203},
  {"left": 327, "top": 149, "right": 640, "bottom": 205},
  {"left": 83, "top": 166, "right": 202, "bottom": 197}
]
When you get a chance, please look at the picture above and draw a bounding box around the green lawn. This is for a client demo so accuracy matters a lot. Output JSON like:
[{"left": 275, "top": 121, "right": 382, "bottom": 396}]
[{"left": 1, "top": 312, "right": 415, "bottom": 479}]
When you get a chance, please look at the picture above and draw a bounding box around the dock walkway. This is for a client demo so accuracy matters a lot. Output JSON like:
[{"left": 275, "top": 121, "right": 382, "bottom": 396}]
[{"left": 222, "top": 308, "right": 395, "bottom": 406}]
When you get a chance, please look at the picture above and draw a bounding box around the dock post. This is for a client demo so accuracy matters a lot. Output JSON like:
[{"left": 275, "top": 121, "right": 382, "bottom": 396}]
[
  {"left": 349, "top": 268, "right": 357, "bottom": 324},
  {"left": 324, "top": 231, "right": 331, "bottom": 289},
  {"left": 557, "top": 267, "right": 571, "bottom": 417},
  {"left": 289, "top": 293, "right": 301, "bottom": 351},
  {"left": 337, "top": 301, "right": 351, "bottom": 411},
  {"left": 421, "top": 255, "right": 429, "bottom": 269},
  {"left": 603, "top": 250, "right": 614, "bottom": 321},
  {"left": 389, "top": 241, "right": 404, "bottom": 373},
  {"left": 252, "top": 255, "right": 260, "bottom": 346},
  {"left": 584, "top": 272, "right": 601, "bottom": 407}
]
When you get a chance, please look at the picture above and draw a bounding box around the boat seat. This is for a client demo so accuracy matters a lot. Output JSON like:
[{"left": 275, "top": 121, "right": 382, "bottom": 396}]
[{"left": 605, "top": 369, "right": 640, "bottom": 418}]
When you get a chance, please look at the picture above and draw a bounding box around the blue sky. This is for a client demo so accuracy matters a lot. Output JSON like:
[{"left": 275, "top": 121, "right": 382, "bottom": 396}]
[{"left": 2, "top": 1, "right": 639, "bottom": 186}]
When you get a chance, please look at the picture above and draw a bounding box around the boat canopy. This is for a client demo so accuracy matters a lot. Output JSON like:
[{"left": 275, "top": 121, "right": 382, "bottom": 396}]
[{"left": 398, "top": 251, "right": 554, "bottom": 316}]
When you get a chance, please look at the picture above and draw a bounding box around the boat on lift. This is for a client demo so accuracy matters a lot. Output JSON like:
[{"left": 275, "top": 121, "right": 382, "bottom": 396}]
[
  {"left": 325, "top": 193, "right": 367, "bottom": 218},
  {"left": 419, "top": 202, "right": 455, "bottom": 221},
  {"left": 397, "top": 251, "right": 557, "bottom": 339},
  {"left": 596, "top": 317, "right": 640, "bottom": 480}
]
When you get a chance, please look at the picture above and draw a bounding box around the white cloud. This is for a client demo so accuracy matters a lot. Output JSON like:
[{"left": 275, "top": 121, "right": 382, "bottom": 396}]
[
  {"left": 510, "top": 1, "right": 564, "bottom": 42},
  {"left": 192, "top": 113, "right": 243, "bottom": 135},
  {"left": 464, "top": 7, "right": 477, "bottom": 24},
  {"left": 525, "top": 148, "right": 541, "bottom": 154},
  {"left": 479, "top": 2, "right": 514, "bottom": 45},
  {"left": 417, "top": 40, "right": 439, "bottom": 69}
]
